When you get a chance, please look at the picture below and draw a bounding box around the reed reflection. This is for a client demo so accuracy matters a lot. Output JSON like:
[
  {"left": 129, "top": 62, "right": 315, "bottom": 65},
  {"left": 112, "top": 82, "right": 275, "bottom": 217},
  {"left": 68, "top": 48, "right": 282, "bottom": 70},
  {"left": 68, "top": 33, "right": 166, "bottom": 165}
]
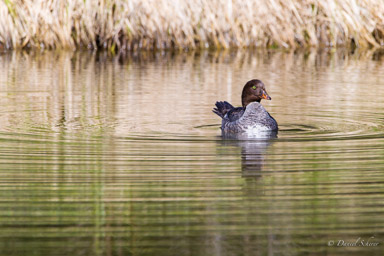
[{"left": 0, "top": 49, "right": 383, "bottom": 256}]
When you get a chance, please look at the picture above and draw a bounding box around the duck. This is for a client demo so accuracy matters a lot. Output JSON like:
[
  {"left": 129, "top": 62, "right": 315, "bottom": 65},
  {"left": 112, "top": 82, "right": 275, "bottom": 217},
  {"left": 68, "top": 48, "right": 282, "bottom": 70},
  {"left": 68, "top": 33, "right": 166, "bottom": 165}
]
[{"left": 213, "top": 79, "right": 278, "bottom": 135}]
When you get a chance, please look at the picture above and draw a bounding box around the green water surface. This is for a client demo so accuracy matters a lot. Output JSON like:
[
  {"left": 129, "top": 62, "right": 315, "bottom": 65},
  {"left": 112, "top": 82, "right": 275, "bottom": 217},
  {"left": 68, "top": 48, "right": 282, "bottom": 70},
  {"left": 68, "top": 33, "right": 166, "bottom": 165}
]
[{"left": 0, "top": 50, "right": 383, "bottom": 256}]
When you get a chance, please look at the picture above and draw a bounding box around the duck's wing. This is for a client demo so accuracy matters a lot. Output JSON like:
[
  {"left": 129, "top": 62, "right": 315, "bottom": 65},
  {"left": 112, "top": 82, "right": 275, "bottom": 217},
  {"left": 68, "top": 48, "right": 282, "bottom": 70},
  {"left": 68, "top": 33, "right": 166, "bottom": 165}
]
[
  {"left": 226, "top": 107, "right": 245, "bottom": 122},
  {"left": 267, "top": 112, "right": 278, "bottom": 130}
]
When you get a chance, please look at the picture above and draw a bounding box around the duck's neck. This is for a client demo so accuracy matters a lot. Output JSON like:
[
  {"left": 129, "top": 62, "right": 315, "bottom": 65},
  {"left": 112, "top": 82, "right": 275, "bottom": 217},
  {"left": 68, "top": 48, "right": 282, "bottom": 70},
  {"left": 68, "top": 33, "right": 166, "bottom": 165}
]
[{"left": 241, "top": 96, "right": 261, "bottom": 108}]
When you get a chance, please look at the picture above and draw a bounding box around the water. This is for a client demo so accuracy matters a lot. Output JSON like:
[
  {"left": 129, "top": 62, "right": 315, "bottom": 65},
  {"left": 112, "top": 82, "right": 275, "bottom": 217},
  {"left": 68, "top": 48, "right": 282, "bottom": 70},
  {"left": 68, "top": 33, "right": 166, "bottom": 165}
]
[{"left": 0, "top": 50, "right": 384, "bottom": 256}]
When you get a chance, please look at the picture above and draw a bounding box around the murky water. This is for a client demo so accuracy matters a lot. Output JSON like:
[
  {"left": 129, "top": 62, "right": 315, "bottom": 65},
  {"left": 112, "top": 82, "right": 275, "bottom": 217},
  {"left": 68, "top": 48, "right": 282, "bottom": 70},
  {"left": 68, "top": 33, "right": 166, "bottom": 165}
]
[{"left": 0, "top": 49, "right": 384, "bottom": 255}]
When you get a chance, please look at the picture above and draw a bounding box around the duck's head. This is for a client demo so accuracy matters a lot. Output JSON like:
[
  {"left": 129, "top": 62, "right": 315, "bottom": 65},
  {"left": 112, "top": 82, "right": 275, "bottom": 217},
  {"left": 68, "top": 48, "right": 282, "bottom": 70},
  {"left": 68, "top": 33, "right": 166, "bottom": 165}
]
[{"left": 241, "top": 79, "right": 271, "bottom": 108}]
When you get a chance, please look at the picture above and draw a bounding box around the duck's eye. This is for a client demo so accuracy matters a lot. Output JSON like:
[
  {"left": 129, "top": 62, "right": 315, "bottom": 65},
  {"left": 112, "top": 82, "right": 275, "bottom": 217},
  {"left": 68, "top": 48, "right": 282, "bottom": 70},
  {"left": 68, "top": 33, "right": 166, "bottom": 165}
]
[{"left": 252, "top": 85, "right": 257, "bottom": 90}]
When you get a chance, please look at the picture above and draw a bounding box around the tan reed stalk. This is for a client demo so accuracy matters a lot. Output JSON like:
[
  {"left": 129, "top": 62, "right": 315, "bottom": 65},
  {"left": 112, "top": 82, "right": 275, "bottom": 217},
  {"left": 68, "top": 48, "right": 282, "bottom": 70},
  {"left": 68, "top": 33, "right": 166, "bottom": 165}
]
[{"left": 0, "top": 0, "right": 383, "bottom": 50}]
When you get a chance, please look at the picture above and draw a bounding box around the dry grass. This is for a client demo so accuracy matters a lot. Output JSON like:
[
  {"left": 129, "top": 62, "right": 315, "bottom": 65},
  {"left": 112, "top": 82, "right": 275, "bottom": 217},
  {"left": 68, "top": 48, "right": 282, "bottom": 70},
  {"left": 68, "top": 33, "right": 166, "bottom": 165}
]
[{"left": 0, "top": 0, "right": 384, "bottom": 50}]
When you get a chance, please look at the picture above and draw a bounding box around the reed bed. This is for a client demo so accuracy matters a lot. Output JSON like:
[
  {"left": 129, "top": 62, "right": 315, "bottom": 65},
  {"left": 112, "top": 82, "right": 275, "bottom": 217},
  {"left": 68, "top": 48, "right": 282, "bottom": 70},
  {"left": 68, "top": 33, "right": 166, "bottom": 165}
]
[{"left": 1, "top": 0, "right": 384, "bottom": 50}]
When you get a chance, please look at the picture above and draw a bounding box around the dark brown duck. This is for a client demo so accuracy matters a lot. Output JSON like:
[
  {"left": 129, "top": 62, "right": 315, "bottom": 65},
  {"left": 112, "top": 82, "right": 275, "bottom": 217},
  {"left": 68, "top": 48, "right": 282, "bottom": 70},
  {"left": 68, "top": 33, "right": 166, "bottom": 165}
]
[{"left": 213, "top": 79, "right": 278, "bottom": 135}]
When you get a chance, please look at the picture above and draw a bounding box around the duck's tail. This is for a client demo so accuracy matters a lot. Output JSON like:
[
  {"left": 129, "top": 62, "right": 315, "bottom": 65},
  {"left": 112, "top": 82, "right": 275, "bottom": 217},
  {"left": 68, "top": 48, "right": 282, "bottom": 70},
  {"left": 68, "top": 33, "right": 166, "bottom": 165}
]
[{"left": 212, "top": 101, "right": 234, "bottom": 118}]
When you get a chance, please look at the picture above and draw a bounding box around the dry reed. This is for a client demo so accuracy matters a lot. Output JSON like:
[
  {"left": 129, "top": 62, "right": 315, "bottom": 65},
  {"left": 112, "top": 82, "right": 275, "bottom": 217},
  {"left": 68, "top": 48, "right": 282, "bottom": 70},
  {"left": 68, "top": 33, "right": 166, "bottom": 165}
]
[{"left": 0, "top": 0, "right": 384, "bottom": 50}]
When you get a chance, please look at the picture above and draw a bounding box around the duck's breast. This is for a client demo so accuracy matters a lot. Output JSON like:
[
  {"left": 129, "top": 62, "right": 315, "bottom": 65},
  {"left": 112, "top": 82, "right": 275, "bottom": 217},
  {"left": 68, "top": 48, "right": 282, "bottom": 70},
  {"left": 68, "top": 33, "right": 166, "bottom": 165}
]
[{"left": 221, "top": 102, "right": 278, "bottom": 134}]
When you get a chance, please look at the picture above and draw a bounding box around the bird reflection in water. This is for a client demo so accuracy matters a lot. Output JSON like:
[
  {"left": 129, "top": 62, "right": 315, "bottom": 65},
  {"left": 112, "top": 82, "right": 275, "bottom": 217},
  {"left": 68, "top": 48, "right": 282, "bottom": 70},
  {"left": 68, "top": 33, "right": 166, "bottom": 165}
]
[{"left": 221, "top": 131, "right": 277, "bottom": 178}]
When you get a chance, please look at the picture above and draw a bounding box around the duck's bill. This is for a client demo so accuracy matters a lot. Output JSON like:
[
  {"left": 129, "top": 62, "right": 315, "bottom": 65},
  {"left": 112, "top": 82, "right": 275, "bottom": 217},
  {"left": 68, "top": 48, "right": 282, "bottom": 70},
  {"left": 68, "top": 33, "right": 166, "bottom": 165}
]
[{"left": 262, "top": 92, "right": 272, "bottom": 100}]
